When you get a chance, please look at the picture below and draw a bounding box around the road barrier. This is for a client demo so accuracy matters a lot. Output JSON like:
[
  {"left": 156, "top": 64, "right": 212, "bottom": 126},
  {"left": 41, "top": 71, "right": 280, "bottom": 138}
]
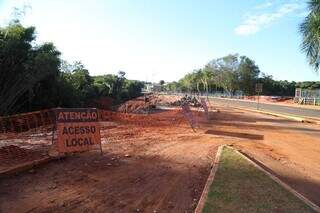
[
  {"left": 0, "top": 109, "right": 56, "bottom": 133},
  {"left": 98, "top": 109, "right": 184, "bottom": 127},
  {"left": 0, "top": 104, "right": 195, "bottom": 136}
]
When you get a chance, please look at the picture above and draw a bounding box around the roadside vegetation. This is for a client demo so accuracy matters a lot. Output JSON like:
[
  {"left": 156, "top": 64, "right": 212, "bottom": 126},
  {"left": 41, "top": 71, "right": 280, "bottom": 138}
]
[
  {"left": 1, "top": 0, "right": 320, "bottom": 115},
  {"left": 165, "top": 54, "right": 298, "bottom": 96},
  {"left": 300, "top": 0, "right": 320, "bottom": 72},
  {"left": 203, "top": 147, "right": 314, "bottom": 213},
  {"left": 164, "top": 54, "right": 320, "bottom": 97},
  {"left": 0, "top": 20, "right": 144, "bottom": 116}
]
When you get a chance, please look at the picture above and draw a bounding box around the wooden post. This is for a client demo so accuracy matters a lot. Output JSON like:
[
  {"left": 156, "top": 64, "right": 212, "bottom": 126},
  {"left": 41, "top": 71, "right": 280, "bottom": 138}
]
[
  {"left": 47, "top": 110, "right": 52, "bottom": 125},
  {"left": 10, "top": 118, "right": 14, "bottom": 132},
  {"left": 257, "top": 92, "right": 260, "bottom": 110},
  {"left": 99, "top": 142, "right": 103, "bottom": 155},
  {"left": 51, "top": 126, "right": 55, "bottom": 146},
  {"left": 0, "top": 118, "right": 3, "bottom": 133},
  {"left": 40, "top": 111, "right": 44, "bottom": 126},
  {"left": 33, "top": 114, "right": 38, "bottom": 131},
  {"left": 26, "top": 115, "right": 31, "bottom": 131}
]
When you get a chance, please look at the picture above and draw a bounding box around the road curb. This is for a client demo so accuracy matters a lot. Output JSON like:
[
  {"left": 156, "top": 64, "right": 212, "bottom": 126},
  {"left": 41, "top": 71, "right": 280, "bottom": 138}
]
[
  {"left": 233, "top": 107, "right": 320, "bottom": 125},
  {"left": 195, "top": 145, "right": 224, "bottom": 213},
  {"left": 229, "top": 146, "right": 320, "bottom": 212},
  {"left": 195, "top": 145, "right": 320, "bottom": 212}
]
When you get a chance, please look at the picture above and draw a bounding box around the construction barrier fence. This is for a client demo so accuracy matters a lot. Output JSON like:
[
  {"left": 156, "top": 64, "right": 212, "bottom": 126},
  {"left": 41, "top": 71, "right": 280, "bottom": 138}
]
[
  {"left": 0, "top": 109, "right": 56, "bottom": 134},
  {"left": 0, "top": 108, "right": 186, "bottom": 134}
]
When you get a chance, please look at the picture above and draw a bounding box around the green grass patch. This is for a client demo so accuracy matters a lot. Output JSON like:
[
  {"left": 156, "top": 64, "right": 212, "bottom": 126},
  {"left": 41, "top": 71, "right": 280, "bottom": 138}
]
[{"left": 203, "top": 147, "right": 315, "bottom": 213}]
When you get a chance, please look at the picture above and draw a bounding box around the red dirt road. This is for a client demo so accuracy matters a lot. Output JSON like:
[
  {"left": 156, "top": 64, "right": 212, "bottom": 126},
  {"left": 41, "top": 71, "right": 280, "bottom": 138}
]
[
  {"left": 0, "top": 99, "right": 320, "bottom": 212},
  {"left": 0, "top": 110, "right": 223, "bottom": 212}
]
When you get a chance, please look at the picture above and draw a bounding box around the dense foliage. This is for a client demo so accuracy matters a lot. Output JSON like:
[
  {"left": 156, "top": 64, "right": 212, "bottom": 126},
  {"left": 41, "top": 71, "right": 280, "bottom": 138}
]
[
  {"left": 0, "top": 22, "right": 144, "bottom": 116},
  {"left": 300, "top": 0, "right": 320, "bottom": 71},
  {"left": 167, "top": 54, "right": 260, "bottom": 96},
  {"left": 165, "top": 54, "right": 297, "bottom": 96},
  {"left": 296, "top": 81, "right": 320, "bottom": 89},
  {"left": 2, "top": 16, "right": 319, "bottom": 116}
]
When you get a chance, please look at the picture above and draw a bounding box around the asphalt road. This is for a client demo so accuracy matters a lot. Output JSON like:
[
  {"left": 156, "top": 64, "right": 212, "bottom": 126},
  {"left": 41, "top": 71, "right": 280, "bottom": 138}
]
[{"left": 209, "top": 97, "right": 320, "bottom": 119}]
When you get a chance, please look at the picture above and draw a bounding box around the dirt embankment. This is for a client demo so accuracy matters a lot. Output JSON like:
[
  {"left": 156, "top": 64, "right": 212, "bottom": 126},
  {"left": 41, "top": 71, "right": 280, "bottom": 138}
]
[{"left": 116, "top": 94, "right": 186, "bottom": 114}]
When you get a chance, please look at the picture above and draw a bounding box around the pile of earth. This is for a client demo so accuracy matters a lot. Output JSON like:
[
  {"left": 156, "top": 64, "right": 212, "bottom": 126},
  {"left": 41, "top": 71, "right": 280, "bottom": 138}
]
[
  {"left": 117, "top": 95, "right": 158, "bottom": 113},
  {"left": 166, "top": 95, "right": 202, "bottom": 107}
]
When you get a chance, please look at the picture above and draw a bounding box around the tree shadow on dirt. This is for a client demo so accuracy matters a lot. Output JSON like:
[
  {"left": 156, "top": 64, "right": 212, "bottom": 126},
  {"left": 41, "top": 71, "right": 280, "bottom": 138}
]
[
  {"left": 1, "top": 146, "right": 319, "bottom": 212},
  {"left": 205, "top": 129, "right": 264, "bottom": 140},
  {"left": 207, "top": 110, "right": 309, "bottom": 125},
  {"left": 0, "top": 150, "right": 211, "bottom": 213},
  {"left": 205, "top": 121, "right": 320, "bottom": 134},
  {"left": 202, "top": 108, "right": 320, "bottom": 134}
]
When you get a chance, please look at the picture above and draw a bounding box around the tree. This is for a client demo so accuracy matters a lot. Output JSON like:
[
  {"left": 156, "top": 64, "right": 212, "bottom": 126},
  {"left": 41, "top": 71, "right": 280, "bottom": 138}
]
[
  {"left": 238, "top": 56, "right": 260, "bottom": 95},
  {"left": 113, "top": 71, "right": 126, "bottom": 102},
  {"left": 165, "top": 81, "right": 181, "bottom": 93},
  {"left": 61, "top": 62, "right": 96, "bottom": 106},
  {"left": 93, "top": 74, "right": 144, "bottom": 102},
  {"left": 257, "top": 73, "right": 296, "bottom": 96},
  {"left": 121, "top": 80, "right": 144, "bottom": 100},
  {"left": 193, "top": 69, "right": 203, "bottom": 94},
  {"left": 300, "top": 0, "right": 320, "bottom": 71},
  {"left": 210, "top": 54, "right": 240, "bottom": 95},
  {"left": 296, "top": 81, "right": 320, "bottom": 89},
  {"left": 0, "top": 19, "right": 146, "bottom": 115},
  {"left": 171, "top": 54, "right": 260, "bottom": 95},
  {"left": 25, "top": 43, "right": 62, "bottom": 110},
  {"left": 0, "top": 22, "right": 61, "bottom": 115},
  {"left": 93, "top": 74, "right": 117, "bottom": 97},
  {"left": 201, "top": 65, "right": 214, "bottom": 95},
  {"left": 179, "top": 73, "right": 194, "bottom": 92}
]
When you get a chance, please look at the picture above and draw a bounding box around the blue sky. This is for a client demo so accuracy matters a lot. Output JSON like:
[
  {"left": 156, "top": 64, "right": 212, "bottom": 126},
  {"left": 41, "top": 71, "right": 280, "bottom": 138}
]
[{"left": 0, "top": 0, "right": 318, "bottom": 82}]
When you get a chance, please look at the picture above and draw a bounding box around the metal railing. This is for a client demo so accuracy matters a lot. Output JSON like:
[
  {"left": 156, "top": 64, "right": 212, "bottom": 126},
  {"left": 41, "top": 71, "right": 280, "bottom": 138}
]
[{"left": 294, "top": 97, "right": 320, "bottom": 106}]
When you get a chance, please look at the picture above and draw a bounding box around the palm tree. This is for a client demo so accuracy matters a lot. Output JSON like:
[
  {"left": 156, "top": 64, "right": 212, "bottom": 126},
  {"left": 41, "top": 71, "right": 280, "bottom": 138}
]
[
  {"left": 192, "top": 69, "right": 203, "bottom": 94},
  {"left": 300, "top": 0, "right": 320, "bottom": 71}
]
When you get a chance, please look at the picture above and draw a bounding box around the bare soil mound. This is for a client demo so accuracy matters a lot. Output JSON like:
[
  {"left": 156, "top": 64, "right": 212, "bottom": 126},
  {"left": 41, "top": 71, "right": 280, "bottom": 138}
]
[{"left": 117, "top": 95, "right": 159, "bottom": 113}]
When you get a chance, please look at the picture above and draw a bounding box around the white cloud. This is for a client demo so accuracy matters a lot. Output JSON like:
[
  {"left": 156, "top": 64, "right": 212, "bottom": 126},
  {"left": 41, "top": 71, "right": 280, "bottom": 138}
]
[
  {"left": 235, "top": 2, "right": 301, "bottom": 36},
  {"left": 255, "top": 1, "right": 273, "bottom": 10}
]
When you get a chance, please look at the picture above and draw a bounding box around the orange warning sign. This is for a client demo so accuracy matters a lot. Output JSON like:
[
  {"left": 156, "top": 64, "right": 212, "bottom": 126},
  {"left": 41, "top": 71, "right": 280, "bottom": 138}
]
[{"left": 56, "top": 108, "right": 101, "bottom": 153}]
